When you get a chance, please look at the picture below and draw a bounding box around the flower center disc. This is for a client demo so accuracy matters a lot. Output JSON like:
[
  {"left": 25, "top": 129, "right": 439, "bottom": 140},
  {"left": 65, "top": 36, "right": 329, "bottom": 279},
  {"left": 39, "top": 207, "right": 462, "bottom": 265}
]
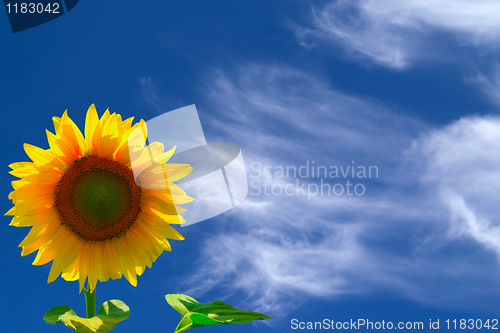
[{"left": 55, "top": 156, "right": 141, "bottom": 241}]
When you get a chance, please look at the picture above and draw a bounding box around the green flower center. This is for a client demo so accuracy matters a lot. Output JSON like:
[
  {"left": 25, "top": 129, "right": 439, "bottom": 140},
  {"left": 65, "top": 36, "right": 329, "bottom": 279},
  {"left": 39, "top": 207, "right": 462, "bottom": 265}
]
[
  {"left": 54, "top": 156, "right": 142, "bottom": 241},
  {"left": 72, "top": 170, "right": 130, "bottom": 227}
]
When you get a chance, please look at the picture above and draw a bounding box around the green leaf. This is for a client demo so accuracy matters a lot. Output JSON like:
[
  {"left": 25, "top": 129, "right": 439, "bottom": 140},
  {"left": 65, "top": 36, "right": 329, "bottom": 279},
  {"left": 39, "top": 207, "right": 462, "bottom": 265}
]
[
  {"left": 165, "top": 294, "right": 197, "bottom": 317},
  {"left": 165, "top": 294, "right": 272, "bottom": 333},
  {"left": 43, "top": 300, "right": 129, "bottom": 333}
]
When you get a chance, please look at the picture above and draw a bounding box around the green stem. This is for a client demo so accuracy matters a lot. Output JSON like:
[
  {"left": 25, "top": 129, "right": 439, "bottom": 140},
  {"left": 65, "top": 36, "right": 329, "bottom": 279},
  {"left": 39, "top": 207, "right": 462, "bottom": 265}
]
[{"left": 84, "top": 284, "right": 96, "bottom": 318}]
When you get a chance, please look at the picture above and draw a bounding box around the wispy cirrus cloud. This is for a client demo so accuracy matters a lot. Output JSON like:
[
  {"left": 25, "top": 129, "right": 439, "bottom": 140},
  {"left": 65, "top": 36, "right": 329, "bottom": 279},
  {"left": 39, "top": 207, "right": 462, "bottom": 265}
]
[
  {"left": 293, "top": 0, "right": 500, "bottom": 69},
  {"left": 170, "top": 63, "right": 500, "bottom": 315},
  {"left": 202, "top": 63, "right": 422, "bottom": 164},
  {"left": 177, "top": 63, "right": 420, "bottom": 313},
  {"left": 409, "top": 116, "right": 500, "bottom": 256},
  {"left": 466, "top": 64, "right": 500, "bottom": 106},
  {"left": 137, "top": 77, "right": 185, "bottom": 113}
]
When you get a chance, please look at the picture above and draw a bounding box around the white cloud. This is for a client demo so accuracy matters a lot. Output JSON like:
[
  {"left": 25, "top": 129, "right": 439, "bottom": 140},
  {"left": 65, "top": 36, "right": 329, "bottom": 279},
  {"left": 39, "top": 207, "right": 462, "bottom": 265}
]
[
  {"left": 137, "top": 77, "right": 185, "bottom": 113},
  {"left": 176, "top": 63, "right": 422, "bottom": 313},
  {"left": 467, "top": 65, "right": 500, "bottom": 106},
  {"left": 294, "top": 0, "right": 500, "bottom": 69},
  {"left": 411, "top": 116, "right": 500, "bottom": 255},
  {"left": 202, "top": 63, "right": 422, "bottom": 165},
  {"left": 125, "top": 63, "right": 500, "bottom": 316},
  {"left": 174, "top": 63, "right": 500, "bottom": 315},
  {"left": 182, "top": 204, "right": 372, "bottom": 314}
]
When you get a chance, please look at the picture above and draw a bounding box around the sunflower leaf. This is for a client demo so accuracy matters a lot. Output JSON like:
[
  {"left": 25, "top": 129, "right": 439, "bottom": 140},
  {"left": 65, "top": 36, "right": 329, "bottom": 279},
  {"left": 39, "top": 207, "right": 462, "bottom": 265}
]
[
  {"left": 43, "top": 299, "right": 129, "bottom": 333},
  {"left": 165, "top": 294, "right": 272, "bottom": 333},
  {"left": 165, "top": 294, "right": 197, "bottom": 316}
]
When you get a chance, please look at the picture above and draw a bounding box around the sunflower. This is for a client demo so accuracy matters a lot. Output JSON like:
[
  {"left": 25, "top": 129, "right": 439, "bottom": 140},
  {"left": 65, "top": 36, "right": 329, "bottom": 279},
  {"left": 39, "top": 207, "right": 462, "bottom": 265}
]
[{"left": 5, "top": 105, "right": 193, "bottom": 292}]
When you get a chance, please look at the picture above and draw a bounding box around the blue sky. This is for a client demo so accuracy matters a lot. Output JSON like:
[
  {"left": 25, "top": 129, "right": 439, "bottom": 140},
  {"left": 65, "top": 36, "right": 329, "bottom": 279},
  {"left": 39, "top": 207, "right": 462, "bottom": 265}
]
[{"left": 2, "top": 0, "right": 500, "bottom": 332}]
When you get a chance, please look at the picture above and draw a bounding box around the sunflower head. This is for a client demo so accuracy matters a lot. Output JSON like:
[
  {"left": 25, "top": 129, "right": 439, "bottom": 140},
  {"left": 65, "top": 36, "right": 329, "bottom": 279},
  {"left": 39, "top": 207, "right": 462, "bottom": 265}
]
[{"left": 6, "top": 105, "right": 193, "bottom": 291}]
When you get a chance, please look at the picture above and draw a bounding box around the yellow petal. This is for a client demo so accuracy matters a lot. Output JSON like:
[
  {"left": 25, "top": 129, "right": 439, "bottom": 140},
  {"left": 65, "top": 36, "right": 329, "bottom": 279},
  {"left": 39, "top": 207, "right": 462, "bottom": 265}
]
[
  {"left": 103, "top": 240, "right": 123, "bottom": 280},
  {"left": 78, "top": 243, "right": 90, "bottom": 292},
  {"left": 23, "top": 143, "right": 64, "bottom": 170},
  {"left": 9, "top": 162, "right": 62, "bottom": 184},
  {"left": 46, "top": 130, "right": 72, "bottom": 164},
  {"left": 9, "top": 215, "right": 35, "bottom": 227},
  {"left": 4, "top": 206, "right": 15, "bottom": 216},
  {"left": 52, "top": 116, "right": 61, "bottom": 134},
  {"left": 142, "top": 186, "right": 194, "bottom": 205},
  {"left": 19, "top": 211, "right": 59, "bottom": 248},
  {"left": 114, "top": 238, "right": 137, "bottom": 287},
  {"left": 141, "top": 195, "right": 187, "bottom": 216},
  {"left": 145, "top": 206, "right": 186, "bottom": 224},
  {"left": 121, "top": 117, "right": 134, "bottom": 133},
  {"left": 164, "top": 164, "right": 193, "bottom": 182},
  {"left": 32, "top": 225, "right": 66, "bottom": 266},
  {"left": 94, "top": 113, "right": 120, "bottom": 158},
  {"left": 84, "top": 104, "right": 99, "bottom": 152},
  {"left": 21, "top": 221, "right": 60, "bottom": 256},
  {"left": 87, "top": 242, "right": 98, "bottom": 292},
  {"left": 138, "top": 213, "right": 184, "bottom": 240},
  {"left": 10, "top": 194, "right": 53, "bottom": 216},
  {"left": 23, "top": 168, "right": 61, "bottom": 184},
  {"left": 9, "top": 162, "right": 35, "bottom": 170},
  {"left": 94, "top": 242, "right": 108, "bottom": 283},
  {"left": 125, "top": 229, "right": 153, "bottom": 270},
  {"left": 48, "top": 233, "right": 81, "bottom": 283},
  {"left": 12, "top": 179, "right": 30, "bottom": 189},
  {"left": 61, "top": 257, "right": 80, "bottom": 282},
  {"left": 58, "top": 111, "right": 87, "bottom": 159},
  {"left": 9, "top": 183, "right": 54, "bottom": 203},
  {"left": 99, "top": 109, "right": 111, "bottom": 125},
  {"left": 129, "top": 227, "right": 156, "bottom": 268},
  {"left": 136, "top": 221, "right": 170, "bottom": 252}
]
